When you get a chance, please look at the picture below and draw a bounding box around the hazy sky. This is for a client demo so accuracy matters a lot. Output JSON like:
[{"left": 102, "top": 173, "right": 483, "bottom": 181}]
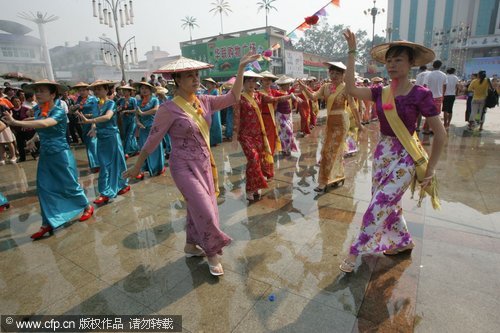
[{"left": 3, "top": 0, "right": 388, "bottom": 59}]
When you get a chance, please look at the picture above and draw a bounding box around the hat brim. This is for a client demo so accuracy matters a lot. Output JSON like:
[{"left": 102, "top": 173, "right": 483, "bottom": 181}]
[
  {"left": 370, "top": 41, "right": 435, "bottom": 66},
  {"left": 203, "top": 78, "right": 217, "bottom": 84},
  {"left": 132, "top": 82, "right": 156, "bottom": 90},
  {"left": 23, "top": 81, "right": 68, "bottom": 94},
  {"left": 89, "top": 82, "right": 116, "bottom": 90},
  {"left": 323, "top": 62, "right": 347, "bottom": 71}
]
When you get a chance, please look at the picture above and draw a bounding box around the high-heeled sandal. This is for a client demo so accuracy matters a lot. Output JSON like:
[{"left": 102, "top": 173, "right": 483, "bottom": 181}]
[
  {"left": 79, "top": 205, "right": 94, "bottom": 222},
  {"left": 93, "top": 196, "right": 109, "bottom": 205},
  {"left": 117, "top": 185, "right": 131, "bottom": 195},
  {"left": 31, "top": 225, "right": 53, "bottom": 240},
  {"left": 0, "top": 203, "right": 10, "bottom": 212},
  {"left": 383, "top": 243, "right": 415, "bottom": 256},
  {"left": 135, "top": 173, "right": 145, "bottom": 180},
  {"left": 313, "top": 186, "right": 326, "bottom": 193},
  {"left": 339, "top": 259, "right": 355, "bottom": 273},
  {"left": 208, "top": 263, "right": 224, "bottom": 276},
  {"left": 185, "top": 250, "right": 206, "bottom": 258}
]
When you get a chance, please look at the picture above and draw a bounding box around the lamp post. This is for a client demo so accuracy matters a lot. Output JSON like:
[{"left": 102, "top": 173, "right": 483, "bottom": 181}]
[
  {"left": 18, "top": 12, "right": 58, "bottom": 81},
  {"left": 364, "top": 0, "right": 385, "bottom": 49},
  {"left": 91, "top": 0, "right": 138, "bottom": 81},
  {"left": 383, "top": 23, "right": 398, "bottom": 43}
]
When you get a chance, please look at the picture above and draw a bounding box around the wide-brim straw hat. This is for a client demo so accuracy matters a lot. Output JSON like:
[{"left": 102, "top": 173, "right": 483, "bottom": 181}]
[
  {"left": 89, "top": 80, "right": 116, "bottom": 90},
  {"left": 23, "top": 79, "right": 68, "bottom": 94},
  {"left": 72, "top": 82, "right": 90, "bottom": 89},
  {"left": 133, "top": 81, "right": 156, "bottom": 91},
  {"left": 154, "top": 56, "right": 214, "bottom": 74},
  {"left": 116, "top": 84, "right": 135, "bottom": 92},
  {"left": 203, "top": 77, "right": 217, "bottom": 84},
  {"left": 306, "top": 76, "right": 317, "bottom": 81},
  {"left": 371, "top": 41, "right": 435, "bottom": 66},
  {"left": 156, "top": 86, "right": 168, "bottom": 95},
  {"left": 259, "top": 70, "right": 278, "bottom": 80},
  {"left": 243, "top": 70, "right": 263, "bottom": 78},
  {"left": 324, "top": 61, "right": 347, "bottom": 71},
  {"left": 371, "top": 77, "right": 383, "bottom": 83},
  {"left": 275, "top": 75, "right": 294, "bottom": 85}
]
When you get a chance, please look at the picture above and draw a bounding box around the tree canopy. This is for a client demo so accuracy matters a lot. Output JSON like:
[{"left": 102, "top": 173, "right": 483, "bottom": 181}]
[{"left": 293, "top": 22, "right": 384, "bottom": 66}]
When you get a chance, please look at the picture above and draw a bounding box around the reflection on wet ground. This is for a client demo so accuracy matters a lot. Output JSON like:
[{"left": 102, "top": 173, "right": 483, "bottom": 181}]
[{"left": 1, "top": 100, "right": 499, "bottom": 332}]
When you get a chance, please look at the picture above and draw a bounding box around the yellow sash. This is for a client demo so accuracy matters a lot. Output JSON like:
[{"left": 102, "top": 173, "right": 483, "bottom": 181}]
[
  {"left": 326, "top": 83, "right": 346, "bottom": 114},
  {"left": 241, "top": 92, "right": 274, "bottom": 164},
  {"left": 259, "top": 89, "right": 282, "bottom": 152},
  {"left": 172, "top": 95, "right": 219, "bottom": 197},
  {"left": 381, "top": 86, "right": 440, "bottom": 209}
]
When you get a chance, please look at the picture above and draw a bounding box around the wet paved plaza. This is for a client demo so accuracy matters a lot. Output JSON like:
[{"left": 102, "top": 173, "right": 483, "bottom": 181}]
[{"left": 1, "top": 99, "right": 500, "bottom": 332}]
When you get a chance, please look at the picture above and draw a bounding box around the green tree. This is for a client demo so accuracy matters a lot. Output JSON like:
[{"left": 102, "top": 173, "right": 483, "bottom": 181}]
[
  {"left": 181, "top": 16, "right": 199, "bottom": 41},
  {"left": 209, "top": 0, "right": 232, "bottom": 34},
  {"left": 294, "top": 23, "right": 373, "bottom": 65},
  {"left": 257, "top": 0, "right": 278, "bottom": 27}
]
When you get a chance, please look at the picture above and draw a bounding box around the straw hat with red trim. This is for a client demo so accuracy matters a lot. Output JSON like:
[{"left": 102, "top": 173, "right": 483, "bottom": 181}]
[
  {"left": 370, "top": 41, "right": 435, "bottom": 66},
  {"left": 154, "top": 56, "right": 214, "bottom": 74},
  {"left": 23, "top": 79, "right": 68, "bottom": 94}
]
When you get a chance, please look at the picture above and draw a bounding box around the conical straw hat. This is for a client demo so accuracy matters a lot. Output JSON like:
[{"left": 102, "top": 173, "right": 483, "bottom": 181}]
[
  {"left": 154, "top": 56, "right": 214, "bottom": 74},
  {"left": 23, "top": 79, "right": 68, "bottom": 94}
]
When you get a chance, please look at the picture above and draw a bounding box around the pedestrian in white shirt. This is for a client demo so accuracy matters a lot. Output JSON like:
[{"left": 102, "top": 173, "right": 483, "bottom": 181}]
[
  {"left": 415, "top": 65, "right": 430, "bottom": 86},
  {"left": 415, "top": 65, "right": 430, "bottom": 131},
  {"left": 422, "top": 60, "right": 447, "bottom": 144},
  {"left": 442, "top": 68, "right": 459, "bottom": 130}
]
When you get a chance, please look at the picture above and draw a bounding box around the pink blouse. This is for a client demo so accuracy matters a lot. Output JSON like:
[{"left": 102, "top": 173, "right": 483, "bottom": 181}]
[{"left": 142, "top": 92, "right": 237, "bottom": 160}]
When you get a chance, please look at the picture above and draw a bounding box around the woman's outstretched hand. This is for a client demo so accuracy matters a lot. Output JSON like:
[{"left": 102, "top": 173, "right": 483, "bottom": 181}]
[
  {"left": 343, "top": 29, "right": 357, "bottom": 50},
  {"left": 239, "top": 52, "right": 261, "bottom": 68}
]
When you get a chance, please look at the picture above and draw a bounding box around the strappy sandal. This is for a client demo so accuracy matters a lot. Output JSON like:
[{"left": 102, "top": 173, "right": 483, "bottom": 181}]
[
  {"left": 383, "top": 243, "right": 415, "bottom": 256},
  {"left": 339, "top": 259, "right": 355, "bottom": 273},
  {"left": 185, "top": 250, "right": 206, "bottom": 258},
  {"left": 208, "top": 263, "right": 224, "bottom": 276}
]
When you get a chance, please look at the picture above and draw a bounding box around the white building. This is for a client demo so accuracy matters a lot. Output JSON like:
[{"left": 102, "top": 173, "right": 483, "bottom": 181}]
[{"left": 0, "top": 20, "right": 47, "bottom": 80}]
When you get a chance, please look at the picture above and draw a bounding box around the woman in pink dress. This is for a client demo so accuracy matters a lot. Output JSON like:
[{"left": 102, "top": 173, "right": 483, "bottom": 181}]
[{"left": 123, "top": 53, "right": 259, "bottom": 276}]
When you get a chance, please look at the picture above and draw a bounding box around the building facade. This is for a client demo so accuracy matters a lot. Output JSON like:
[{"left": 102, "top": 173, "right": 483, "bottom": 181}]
[
  {"left": 179, "top": 26, "right": 326, "bottom": 80},
  {"left": 387, "top": 0, "right": 500, "bottom": 76},
  {"left": 0, "top": 20, "right": 47, "bottom": 80}
]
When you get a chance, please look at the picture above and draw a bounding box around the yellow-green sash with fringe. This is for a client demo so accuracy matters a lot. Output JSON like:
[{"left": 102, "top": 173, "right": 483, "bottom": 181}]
[
  {"left": 381, "top": 86, "right": 440, "bottom": 209},
  {"left": 241, "top": 92, "right": 274, "bottom": 164},
  {"left": 172, "top": 95, "right": 219, "bottom": 197},
  {"left": 326, "top": 83, "right": 346, "bottom": 114},
  {"left": 259, "top": 89, "right": 282, "bottom": 152}
]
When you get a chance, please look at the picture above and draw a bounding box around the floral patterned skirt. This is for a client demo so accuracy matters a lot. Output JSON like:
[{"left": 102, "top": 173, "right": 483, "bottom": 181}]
[
  {"left": 349, "top": 135, "right": 415, "bottom": 255},
  {"left": 277, "top": 112, "right": 298, "bottom": 153}
]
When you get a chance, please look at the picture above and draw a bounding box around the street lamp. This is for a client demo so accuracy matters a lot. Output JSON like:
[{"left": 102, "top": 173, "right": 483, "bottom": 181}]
[
  {"left": 364, "top": 0, "right": 385, "bottom": 49},
  {"left": 18, "top": 11, "right": 58, "bottom": 81},
  {"left": 383, "top": 23, "right": 398, "bottom": 43},
  {"left": 91, "top": 0, "right": 138, "bottom": 81}
]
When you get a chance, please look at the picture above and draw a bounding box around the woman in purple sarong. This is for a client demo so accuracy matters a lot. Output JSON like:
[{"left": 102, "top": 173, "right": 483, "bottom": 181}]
[
  {"left": 339, "top": 30, "right": 446, "bottom": 273},
  {"left": 123, "top": 53, "right": 259, "bottom": 276}
]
